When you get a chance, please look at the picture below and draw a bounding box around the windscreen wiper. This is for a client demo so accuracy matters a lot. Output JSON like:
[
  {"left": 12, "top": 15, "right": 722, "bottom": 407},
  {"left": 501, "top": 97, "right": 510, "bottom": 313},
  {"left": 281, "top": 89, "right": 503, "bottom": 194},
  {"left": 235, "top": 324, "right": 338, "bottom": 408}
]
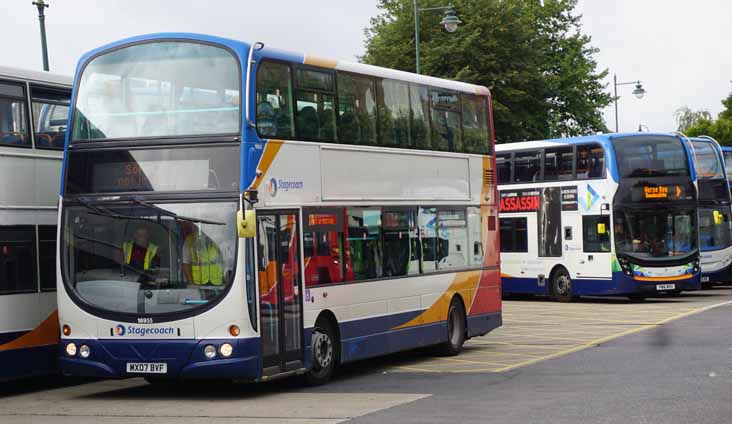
[
  {"left": 131, "top": 198, "right": 225, "bottom": 226},
  {"left": 76, "top": 198, "right": 153, "bottom": 223}
]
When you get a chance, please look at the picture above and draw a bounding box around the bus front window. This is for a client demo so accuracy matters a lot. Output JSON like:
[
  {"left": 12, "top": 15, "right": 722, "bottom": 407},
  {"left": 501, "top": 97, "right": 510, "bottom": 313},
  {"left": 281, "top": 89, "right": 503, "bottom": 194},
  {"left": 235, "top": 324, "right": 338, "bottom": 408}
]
[
  {"left": 72, "top": 42, "right": 240, "bottom": 141},
  {"left": 62, "top": 201, "right": 237, "bottom": 316},
  {"left": 613, "top": 208, "right": 697, "bottom": 259}
]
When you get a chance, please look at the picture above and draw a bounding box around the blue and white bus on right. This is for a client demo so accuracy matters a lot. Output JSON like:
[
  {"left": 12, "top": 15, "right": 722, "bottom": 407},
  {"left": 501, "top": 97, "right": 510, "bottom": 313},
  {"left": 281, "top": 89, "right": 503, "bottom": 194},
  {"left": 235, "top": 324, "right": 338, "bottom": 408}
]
[
  {"left": 497, "top": 133, "right": 701, "bottom": 301},
  {"left": 693, "top": 138, "right": 732, "bottom": 286}
]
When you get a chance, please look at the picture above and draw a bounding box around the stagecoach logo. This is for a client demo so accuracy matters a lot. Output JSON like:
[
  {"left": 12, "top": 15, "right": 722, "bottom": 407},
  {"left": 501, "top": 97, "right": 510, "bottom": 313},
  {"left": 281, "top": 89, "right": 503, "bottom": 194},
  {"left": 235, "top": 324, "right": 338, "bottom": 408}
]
[
  {"left": 113, "top": 324, "right": 176, "bottom": 337},
  {"left": 268, "top": 178, "right": 278, "bottom": 197},
  {"left": 268, "top": 177, "right": 304, "bottom": 197}
]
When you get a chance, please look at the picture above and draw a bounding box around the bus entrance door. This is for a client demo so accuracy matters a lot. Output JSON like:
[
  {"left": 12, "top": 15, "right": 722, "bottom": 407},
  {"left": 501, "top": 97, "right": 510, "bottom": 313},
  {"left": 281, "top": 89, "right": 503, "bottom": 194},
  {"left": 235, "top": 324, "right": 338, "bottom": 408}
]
[{"left": 256, "top": 211, "right": 304, "bottom": 377}]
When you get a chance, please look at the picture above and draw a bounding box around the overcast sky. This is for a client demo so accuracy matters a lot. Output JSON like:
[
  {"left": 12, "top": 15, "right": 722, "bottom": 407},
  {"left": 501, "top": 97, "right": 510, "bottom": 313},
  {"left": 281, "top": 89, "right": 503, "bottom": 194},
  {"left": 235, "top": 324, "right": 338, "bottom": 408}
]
[{"left": 4, "top": 0, "right": 732, "bottom": 136}]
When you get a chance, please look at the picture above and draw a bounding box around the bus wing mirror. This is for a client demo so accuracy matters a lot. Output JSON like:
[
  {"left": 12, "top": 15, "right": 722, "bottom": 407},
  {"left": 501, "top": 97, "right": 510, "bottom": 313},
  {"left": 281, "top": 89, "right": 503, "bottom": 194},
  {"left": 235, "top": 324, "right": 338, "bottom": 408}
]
[
  {"left": 597, "top": 223, "right": 606, "bottom": 235},
  {"left": 237, "top": 210, "right": 256, "bottom": 238}
]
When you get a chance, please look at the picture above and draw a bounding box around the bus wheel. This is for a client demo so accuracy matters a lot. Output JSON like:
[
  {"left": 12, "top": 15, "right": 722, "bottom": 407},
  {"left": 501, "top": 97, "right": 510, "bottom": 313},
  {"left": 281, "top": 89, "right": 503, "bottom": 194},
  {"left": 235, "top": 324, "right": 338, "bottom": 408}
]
[
  {"left": 552, "top": 268, "right": 574, "bottom": 303},
  {"left": 305, "top": 319, "right": 337, "bottom": 386},
  {"left": 440, "top": 297, "right": 466, "bottom": 356}
]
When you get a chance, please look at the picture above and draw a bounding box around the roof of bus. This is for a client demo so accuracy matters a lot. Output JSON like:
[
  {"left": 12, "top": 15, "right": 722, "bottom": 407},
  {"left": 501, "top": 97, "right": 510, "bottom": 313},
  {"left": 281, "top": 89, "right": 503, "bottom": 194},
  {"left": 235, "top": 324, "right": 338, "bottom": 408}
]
[
  {"left": 494, "top": 132, "right": 685, "bottom": 152},
  {"left": 0, "top": 66, "right": 72, "bottom": 87},
  {"left": 74, "top": 32, "right": 491, "bottom": 97}
]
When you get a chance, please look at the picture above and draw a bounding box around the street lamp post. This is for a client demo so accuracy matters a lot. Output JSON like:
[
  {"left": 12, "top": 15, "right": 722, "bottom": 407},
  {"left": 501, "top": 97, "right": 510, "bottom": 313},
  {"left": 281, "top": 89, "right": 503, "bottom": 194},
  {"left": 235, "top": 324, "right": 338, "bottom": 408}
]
[
  {"left": 613, "top": 73, "right": 646, "bottom": 132},
  {"left": 32, "top": 0, "right": 50, "bottom": 71},
  {"left": 413, "top": 1, "right": 462, "bottom": 74}
]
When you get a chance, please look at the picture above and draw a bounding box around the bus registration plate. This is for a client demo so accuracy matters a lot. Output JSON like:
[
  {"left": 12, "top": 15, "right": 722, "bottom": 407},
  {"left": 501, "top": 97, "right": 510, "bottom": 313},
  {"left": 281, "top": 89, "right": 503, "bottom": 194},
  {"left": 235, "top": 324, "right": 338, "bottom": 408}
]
[
  {"left": 126, "top": 362, "right": 167, "bottom": 374},
  {"left": 656, "top": 284, "right": 676, "bottom": 291}
]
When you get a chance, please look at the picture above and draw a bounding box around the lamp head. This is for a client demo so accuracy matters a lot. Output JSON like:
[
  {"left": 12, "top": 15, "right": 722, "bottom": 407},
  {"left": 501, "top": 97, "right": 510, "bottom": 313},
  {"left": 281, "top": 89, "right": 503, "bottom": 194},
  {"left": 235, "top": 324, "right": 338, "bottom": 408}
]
[{"left": 440, "top": 7, "right": 462, "bottom": 33}]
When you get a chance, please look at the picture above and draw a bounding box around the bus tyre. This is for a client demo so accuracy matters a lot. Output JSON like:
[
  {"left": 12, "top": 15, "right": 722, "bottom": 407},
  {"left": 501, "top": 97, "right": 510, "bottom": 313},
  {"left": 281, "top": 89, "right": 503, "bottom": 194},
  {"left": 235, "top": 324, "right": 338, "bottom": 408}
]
[
  {"left": 440, "top": 298, "right": 466, "bottom": 356},
  {"left": 305, "top": 319, "right": 337, "bottom": 386},
  {"left": 552, "top": 268, "right": 574, "bottom": 303}
]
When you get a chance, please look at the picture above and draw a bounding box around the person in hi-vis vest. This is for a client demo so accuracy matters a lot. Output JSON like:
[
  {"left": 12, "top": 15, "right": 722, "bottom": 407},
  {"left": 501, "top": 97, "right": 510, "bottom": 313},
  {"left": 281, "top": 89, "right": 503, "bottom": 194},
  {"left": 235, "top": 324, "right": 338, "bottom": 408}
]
[
  {"left": 121, "top": 225, "right": 160, "bottom": 272},
  {"left": 181, "top": 224, "right": 224, "bottom": 286}
]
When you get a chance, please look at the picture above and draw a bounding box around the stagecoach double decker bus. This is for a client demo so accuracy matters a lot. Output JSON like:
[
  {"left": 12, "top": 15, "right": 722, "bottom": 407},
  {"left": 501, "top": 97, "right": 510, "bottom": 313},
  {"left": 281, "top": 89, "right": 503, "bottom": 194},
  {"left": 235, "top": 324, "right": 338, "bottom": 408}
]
[
  {"left": 57, "top": 33, "right": 501, "bottom": 384},
  {"left": 0, "top": 67, "right": 71, "bottom": 381},
  {"left": 688, "top": 137, "right": 732, "bottom": 286},
  {"left": 497, "top": 133, "right": 701, "bottom": 302}
]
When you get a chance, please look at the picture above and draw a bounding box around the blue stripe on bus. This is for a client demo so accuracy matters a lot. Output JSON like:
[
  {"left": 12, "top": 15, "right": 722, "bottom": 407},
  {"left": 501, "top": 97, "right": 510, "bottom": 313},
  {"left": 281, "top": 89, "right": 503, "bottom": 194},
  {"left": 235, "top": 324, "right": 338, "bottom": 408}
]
[
  {"left": 0, "top": 344, "right": 58, "bottom": 382},
  {"left": 0, "top": 330, "right": 28, "bottom": 345},
  {"left": 503, "top": 271, "right": 701, "bottom": 296}
]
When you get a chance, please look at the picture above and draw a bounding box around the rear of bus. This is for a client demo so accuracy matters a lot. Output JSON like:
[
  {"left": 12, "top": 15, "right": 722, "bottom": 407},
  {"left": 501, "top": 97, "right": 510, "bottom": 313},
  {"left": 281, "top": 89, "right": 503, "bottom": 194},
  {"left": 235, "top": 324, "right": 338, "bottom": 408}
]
[
  {"left": 689, "top": 137, "right": 732, "bottom": 286},
  {"left": 611, "top": 134, "right": 701, "bottom": 295}
]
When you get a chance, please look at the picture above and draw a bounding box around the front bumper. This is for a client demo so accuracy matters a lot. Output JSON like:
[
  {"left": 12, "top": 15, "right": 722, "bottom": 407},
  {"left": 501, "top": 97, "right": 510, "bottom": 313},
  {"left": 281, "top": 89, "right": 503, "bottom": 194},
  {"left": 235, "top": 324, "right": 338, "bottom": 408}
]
[{"left": 60, "top": 337, "right": 261, "bottom": 380}]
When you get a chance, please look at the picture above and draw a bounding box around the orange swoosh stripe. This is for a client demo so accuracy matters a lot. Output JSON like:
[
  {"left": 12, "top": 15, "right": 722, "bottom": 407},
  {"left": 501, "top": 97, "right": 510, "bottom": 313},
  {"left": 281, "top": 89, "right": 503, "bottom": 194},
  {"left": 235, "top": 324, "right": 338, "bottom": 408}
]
[
  {"left": 0, "top": 310, "right": 59, "bottom": 352},
  {"left": 249, "top": 140, "right": 284, "bottom": 190},
  {"left": 634, "top": 274, "right": 693, "bottom": 282}
]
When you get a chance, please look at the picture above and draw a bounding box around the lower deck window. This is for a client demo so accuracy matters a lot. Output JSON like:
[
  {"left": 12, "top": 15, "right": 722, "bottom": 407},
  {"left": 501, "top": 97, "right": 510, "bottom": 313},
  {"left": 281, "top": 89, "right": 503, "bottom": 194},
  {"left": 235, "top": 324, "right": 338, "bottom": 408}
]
[{"left": 499, "top": 218, "right": 528, "bottom": 253}]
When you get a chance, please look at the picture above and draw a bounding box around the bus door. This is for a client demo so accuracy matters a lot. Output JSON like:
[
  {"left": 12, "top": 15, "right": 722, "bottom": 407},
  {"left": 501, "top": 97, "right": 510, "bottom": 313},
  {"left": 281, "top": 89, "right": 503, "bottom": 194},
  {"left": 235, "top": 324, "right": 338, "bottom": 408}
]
[{"left": 256, "top": 211, "right": 304, "bottom": 376}]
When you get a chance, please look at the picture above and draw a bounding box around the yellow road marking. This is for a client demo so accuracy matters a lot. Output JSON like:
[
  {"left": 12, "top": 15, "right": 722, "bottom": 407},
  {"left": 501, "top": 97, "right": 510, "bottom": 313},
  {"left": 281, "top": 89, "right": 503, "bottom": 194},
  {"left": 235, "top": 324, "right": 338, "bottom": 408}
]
[
  {"left": 436, "top": 357, "right": 512, "bottom": 366},
  {"left": 493, "top": 300, "right": 732, "bottom": 373}
]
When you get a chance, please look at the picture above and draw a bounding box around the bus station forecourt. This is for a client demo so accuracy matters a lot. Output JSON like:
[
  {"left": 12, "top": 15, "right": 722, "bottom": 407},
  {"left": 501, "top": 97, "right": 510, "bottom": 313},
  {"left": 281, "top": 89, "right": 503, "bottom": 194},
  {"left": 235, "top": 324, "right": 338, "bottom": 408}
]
[{"left": 2, "top": 30, "right": 732, "bottom": 422}]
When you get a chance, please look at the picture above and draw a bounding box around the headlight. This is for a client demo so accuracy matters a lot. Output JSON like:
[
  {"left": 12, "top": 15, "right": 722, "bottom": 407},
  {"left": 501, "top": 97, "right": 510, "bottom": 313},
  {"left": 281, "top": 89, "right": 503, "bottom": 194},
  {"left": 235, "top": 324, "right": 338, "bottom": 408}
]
[
  {"left": 220, "top": 343, "right": 234, "bottom": 358},
  {"left": 203, "top": 344, "right": 217, "bottom": 359},
  {"left": 79, "top": 345, "right": 91, "bottom": 359},
  {"left": 65, "top": 343, "right": 77, "bottom": 357}
]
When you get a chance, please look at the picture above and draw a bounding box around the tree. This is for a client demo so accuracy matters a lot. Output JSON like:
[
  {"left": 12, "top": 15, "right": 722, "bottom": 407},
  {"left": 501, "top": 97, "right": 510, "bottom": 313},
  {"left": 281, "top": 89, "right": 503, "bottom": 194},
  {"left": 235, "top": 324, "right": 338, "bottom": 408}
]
[
  {"left": 362, "top": 0, "right": 612, "bottom": 143},
  {"left": 675, "top": 106, "right": 712, "bottom": 132},
  {"left": 684, "top": 92, "right": 732, "bottom": 145}
]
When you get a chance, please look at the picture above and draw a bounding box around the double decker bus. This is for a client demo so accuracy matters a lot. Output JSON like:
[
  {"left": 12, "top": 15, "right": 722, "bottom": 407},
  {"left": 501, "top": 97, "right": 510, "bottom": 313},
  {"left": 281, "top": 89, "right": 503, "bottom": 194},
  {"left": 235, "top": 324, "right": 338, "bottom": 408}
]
[
  {"left": 497, "top": 133, "right": 701, "bottom": 302},
  {"left": 57, "top": 33, "right": 501, "bottom": 384},
  {"left": 0, "top": 66, "right": 71, "bottom": 380},
  {"left": 688, "top": 137, "right": 732, "bottom": 286}
]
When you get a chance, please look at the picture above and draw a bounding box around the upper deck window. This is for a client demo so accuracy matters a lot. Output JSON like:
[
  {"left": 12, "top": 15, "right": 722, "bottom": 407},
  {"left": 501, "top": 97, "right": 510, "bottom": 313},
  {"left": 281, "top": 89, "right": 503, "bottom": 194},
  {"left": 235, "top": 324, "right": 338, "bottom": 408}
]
[
  {"left": 613, "top": 137, "right": 689, "bottom": 179},
  {"left": 691, "top": 141, "right": 724, "bottom": 180},
  {"left": 0, "top": 82, "right": 30, "bottom": 147},
  {"left": 72, "top": 42, "right": 240, "bottom": 141}
]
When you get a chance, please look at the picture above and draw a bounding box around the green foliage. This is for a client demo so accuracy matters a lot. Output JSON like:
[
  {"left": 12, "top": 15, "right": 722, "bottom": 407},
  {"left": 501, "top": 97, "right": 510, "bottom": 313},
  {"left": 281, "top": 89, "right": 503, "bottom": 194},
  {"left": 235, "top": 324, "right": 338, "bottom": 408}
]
[
  {"left": 362, "top": 0, "right": 612, "bottom": 143},
  {"left": 684, "top": 93, "right": 732, "bottom": 146}
]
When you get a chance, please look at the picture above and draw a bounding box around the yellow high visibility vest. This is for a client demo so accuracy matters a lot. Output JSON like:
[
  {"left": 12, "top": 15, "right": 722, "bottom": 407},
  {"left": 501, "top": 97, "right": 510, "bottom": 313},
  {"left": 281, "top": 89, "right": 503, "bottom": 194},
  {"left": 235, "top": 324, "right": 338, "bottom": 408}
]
[
  {"left": 123, "top": 241, "right": 158, "bottom": 271},
  {"left": 185, "top": 235, "right": 223, "bottom": 285}
]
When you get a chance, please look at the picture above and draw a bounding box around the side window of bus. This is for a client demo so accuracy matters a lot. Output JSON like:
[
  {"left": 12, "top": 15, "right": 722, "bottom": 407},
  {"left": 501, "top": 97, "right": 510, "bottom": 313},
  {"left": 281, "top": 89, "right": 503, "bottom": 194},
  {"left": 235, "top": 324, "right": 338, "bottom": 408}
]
[
  {"left": 436, "top": 209, "right": 469, "bottom": 270},
  {"left": 0, "top": 82, "right": 30, "bottom": 147},
  {"left": 418, "top": 207, "right": 438, "bottom": 272},
  {"left": 336, "top": 73, "right": 377, "bottom": 146},
  {"left": 382, "top": 209, "right": 419, "bottom": 277},
  {"left": 346, "top": 207, "right": 383, "bottom": 281},
  {"left": 294, "top": 68, "right": 336, "bottom": 142},
  {"left": 576, "top": 144, "right": 605, "bottom": 179},
  {"left": 410, "top": 84, "right": 431, "bottom": 150},
  {"left": 462, "top": 94, "right": 490, "bottom": 154},
  {"left": 497, "top": 154, "right": 512, "bottom": 184},
  {"left": 514, "top": 151, "right": 541, "bottom": 183},
  {"left": 499, "top": 218, "right": 528, "bottom": 252},
  {"left": 583, "top": 215, "right": 611, "bottom": 252},
  {"left": 430, "top": 90, "right": 462, "bottom": 152},
  {"left": 377, "top": 79, "right": 411, "bottom": 148},
  {"left": 0, "top": 226, "right": 37, "bottom": 294},
  {"left": 30, "top": 86, "right": 70, "bottom": 150},
  {"left": 38, "top": 225, "right": 57, "bottom": 291},
  {"left": 544, "top": 147, "right": 573, "bottom": 181},
  {"left": 467, "top": 207, "right": 484, "bottom": 267},
  {"left": 303, "top": 208, "right": 346, "bottom": 286},
  {"left": 256, "top": 61, "right": 295, "bottom": 138}
]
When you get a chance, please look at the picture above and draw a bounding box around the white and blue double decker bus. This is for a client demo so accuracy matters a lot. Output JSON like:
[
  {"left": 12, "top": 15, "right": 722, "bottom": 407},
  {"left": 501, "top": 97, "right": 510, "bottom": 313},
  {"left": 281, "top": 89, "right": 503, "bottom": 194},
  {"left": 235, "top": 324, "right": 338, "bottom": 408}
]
[
  {"left": 497, "top": 133, "right": 701, "bottom": 301},
  {"left": 688, "top": 136, "right": 732, "bottom": 286},
  {"left": 0, "top": 66, "right": 71, "bottom": 381},
  {"left": 57, "top": 34, "right": 502, "bottom": 384}
]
